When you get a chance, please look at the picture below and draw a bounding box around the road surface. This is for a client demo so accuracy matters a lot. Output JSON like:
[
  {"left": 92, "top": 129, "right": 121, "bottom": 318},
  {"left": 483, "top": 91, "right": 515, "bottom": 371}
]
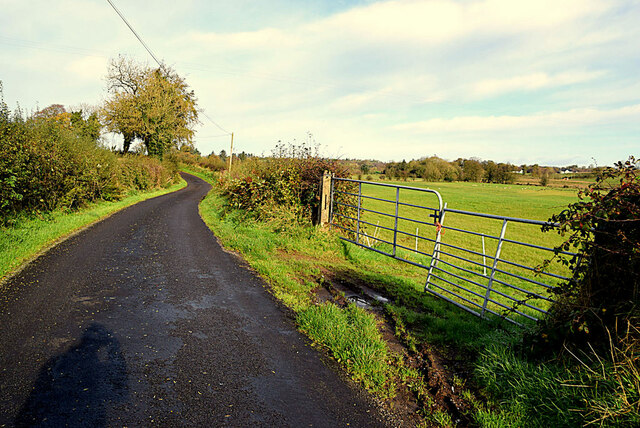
[{"left": 0, "top": 173, "right": 390, "bottom": 427}]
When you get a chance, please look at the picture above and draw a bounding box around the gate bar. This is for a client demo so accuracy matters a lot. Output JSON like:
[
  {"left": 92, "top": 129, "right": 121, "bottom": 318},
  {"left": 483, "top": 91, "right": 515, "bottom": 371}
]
[{"left": 481, "top": 219, "right": 508, "bottom": 317}]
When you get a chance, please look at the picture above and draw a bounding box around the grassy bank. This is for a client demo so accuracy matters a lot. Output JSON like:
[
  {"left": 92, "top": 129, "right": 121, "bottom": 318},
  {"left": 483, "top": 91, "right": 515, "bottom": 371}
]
[
  {"left": 195, "top": 170, "right": 635, "bottom": 426},
  {"left": 195, "top": 170, "right": 503, "bottom": 424},
  {"left": 0, "top": 177, "right": 186, "bottom": 283}
]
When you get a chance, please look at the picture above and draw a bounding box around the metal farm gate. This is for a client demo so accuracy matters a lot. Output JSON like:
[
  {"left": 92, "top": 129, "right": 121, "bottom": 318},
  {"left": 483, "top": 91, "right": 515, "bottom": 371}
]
[{"left": 325, "top": 176, "right": 577, "bottom": 326}]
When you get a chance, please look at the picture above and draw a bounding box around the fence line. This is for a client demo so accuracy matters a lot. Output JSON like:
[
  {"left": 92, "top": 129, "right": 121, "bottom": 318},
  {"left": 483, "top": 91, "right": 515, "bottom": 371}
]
[{"left": 328, "top": 177, "right": 576, "bottom": 326}]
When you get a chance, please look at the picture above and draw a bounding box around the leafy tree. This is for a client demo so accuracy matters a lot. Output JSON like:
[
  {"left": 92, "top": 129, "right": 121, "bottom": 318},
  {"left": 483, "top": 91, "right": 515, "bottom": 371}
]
[
  {"left": 33, "top": 104, "right": 71, "bottom": 127},
  {"left": 102, "top": 92, "right": 141, "bottom": 153},
  {"left": 179, "top": 144, "right": 201, "bottom": 156},
  {"left": 484, "top": 161, "right": 516, "bottom": 184},
  {"left": 531, "top": 164, "right": 541, "bottom": 177},
  {"left": 399, "top": 160, "right": 409, "bottom": 181},
  {"left": 31, "top": 104, "right": 102, "bottom": 143},
  {"left": 540, "top": 172, "right": 549, "bottom": 187},
  {"left": 462, "top": 158, "right": 484, "bottom": 182},
  {"left": 70, "top": 110, "right": 101, "bottom": 142},
  {"left": 383, "top": 162, "right": 399, "bottom": 179},
  {"left": 101, "top": 57, "right": 199, "bottom": 158},
  {"left": 421, "top": 159, "right": 443, "bottom": 181}
]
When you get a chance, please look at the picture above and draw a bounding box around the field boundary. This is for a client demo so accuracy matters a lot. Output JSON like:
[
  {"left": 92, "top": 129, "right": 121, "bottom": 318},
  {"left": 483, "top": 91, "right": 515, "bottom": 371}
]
[{"left": 328, "top": 176, "right": 576, "bottom": 325}]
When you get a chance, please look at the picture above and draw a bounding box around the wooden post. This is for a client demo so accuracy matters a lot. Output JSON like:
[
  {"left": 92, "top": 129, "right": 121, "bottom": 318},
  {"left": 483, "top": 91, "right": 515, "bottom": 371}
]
[
  {"left": 318, "top": 171, "right": 332, "bottom": 226},
  {"left": 228, "top": 132, "right": 234, "bottom": 176}
]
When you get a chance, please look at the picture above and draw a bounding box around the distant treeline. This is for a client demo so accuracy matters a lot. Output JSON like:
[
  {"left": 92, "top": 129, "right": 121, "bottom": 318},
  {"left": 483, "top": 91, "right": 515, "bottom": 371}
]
[
  {"left": 348, "top": 156, "right": 599, "bottom": 184},
  {"left": 382, "top": 157, "right": 516, "bottom": 183},
  {"left": 175, "top": 146, "right": 255, "bottom": 172}
]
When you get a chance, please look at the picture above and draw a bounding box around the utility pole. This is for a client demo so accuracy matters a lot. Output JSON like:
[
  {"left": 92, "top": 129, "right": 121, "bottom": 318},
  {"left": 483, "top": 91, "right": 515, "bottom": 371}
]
[{"left": 228, "top": 132, "right": 234, "bottom": 176}]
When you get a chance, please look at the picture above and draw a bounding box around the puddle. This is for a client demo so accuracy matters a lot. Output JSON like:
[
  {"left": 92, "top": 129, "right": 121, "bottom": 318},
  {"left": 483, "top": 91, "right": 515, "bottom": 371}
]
[
  {"left": 346, "top": 295, "right": 373, "bottom": 309},
  {"left": 323, "top": 276, "right": 390, "bottom": 311},
  {"left": 360, "top": 286, "right": 389, "bottom": 304}
]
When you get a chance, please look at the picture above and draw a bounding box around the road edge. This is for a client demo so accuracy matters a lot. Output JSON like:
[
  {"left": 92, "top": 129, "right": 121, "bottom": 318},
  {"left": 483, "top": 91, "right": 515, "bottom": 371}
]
[{"left": 0, "top": 177, "right": 187, "bottom": 290}]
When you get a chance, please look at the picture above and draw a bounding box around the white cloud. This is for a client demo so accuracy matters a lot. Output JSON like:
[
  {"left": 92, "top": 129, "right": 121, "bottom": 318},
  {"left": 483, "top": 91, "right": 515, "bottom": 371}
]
[
  {"left": 1, "top": 0, "right": 638, "bottom": 166},
  {"left": 309, "top": 0, "right": 606, "bottom": 45},
  {"left": 66, "top": 57, "right": 109, "bottom": 81},
  {"left": 173, "top": 0, "right": 619, "bottom": 117},
  {"left": 331, "top": 74, "right": 443, "bottom": 111},
  {"left": 393, "top": 104, "right": 640, "bottom": 133},
  {"left": 187, "top": 28, "right": 296, "bottom": 51},
  {"left": 472, "top": 70, "right": 606, "bottom": 97}
]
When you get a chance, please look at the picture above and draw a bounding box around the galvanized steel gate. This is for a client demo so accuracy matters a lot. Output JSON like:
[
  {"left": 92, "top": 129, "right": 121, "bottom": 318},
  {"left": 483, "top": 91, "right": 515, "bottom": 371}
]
[{"left": 327, "top": 177, "right": 576, "bottom": 326}]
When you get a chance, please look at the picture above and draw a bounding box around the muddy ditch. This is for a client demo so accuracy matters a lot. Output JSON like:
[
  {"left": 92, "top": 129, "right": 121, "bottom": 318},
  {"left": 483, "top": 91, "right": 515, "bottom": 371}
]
[{"left": 311, "top": 268, "right": 482, "bottom": 427}]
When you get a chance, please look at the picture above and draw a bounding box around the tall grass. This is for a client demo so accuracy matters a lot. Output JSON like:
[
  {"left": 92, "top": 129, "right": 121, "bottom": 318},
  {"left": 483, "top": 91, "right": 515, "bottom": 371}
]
[
  {"left": 476, "top": 324, "right": 640, "bottom": 427},
  {"left": 298, "top": 303, "right": 392, "bottom": 395}
]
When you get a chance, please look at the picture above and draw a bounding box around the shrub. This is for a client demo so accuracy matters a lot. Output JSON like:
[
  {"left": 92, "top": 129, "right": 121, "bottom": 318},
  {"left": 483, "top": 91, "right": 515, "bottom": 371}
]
[
  {"left": 0, "top": 92, "right": 177, "bottom": 223},
  {"left": 540, "top": 173, "right": 549, "bottom": 187},
  {"left": 536, "top": 157, "right": 639, "bottom": 353},
  {"left": 220, "top": 142, "right": 355, "bottom": 226},
  {"left": 117, "top": 155, "right": 177, "bottom": 193}
]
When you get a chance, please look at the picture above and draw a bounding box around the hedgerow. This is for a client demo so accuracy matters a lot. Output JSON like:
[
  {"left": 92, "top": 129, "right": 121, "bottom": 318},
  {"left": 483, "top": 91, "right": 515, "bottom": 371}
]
[
  {"left": 536, "top": 157, "right": 639, "bottom": 352},
  {"left": 219, "top": 142, "right": 355, "bottom": 226},
  {"left": 0, "top": 86, "right": 178, "bottom": 224},
  {"left": 171, "top": 148, "right": 226, "bottom": 172}
]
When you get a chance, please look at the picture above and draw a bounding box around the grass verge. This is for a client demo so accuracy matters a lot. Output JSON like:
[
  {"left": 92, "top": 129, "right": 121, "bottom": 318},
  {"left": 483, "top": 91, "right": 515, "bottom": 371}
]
[
  {"left": 195, "top": 170, "right": 508, "bottom": 425},
  {"left": 197, "top": 181, "right": 399, "bottom": 395},
  {"left": 179, "top": 164, "right": 217, "bottom": 183},
  {"left": 0, "top": 177, "right": 186, "bottom": 284},
  {"left": 195, "top": 169, "right": 637, "bottom": 427}
]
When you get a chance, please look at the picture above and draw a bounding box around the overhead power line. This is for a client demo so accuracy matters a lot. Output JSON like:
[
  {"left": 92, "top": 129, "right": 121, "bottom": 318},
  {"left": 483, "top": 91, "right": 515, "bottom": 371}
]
[
  {"left": 104, "top": 0, "right": 232, "bottom": 138},
  {"left": 0, "top": 36, "right": 109, "bottom": 58},
  {"left": 105, "top": 0, "right": 164, "bottom": 69},
  {"left": 200, "top": 111, "right": 231, "bottom": 135},
  {"left": 198, "top": 133, "right": 234, "bottom": 139}
]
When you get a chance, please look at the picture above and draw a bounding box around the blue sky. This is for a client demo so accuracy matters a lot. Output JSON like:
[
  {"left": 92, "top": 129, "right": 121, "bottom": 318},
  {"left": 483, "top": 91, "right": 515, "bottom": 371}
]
[{"left": 1, "top": 0, "right": 638, "bottom": 166}]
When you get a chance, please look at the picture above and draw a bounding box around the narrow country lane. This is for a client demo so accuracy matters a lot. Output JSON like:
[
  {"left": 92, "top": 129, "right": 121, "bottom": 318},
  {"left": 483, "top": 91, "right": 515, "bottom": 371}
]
[{"left": 0, "top": 173, "right": 389, "bottom": 427}]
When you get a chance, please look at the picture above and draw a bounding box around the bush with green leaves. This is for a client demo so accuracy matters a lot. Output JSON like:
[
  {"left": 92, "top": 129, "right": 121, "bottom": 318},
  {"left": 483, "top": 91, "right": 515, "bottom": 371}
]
[
  {"left": 220, "top": 142, "right": 354, "bottom": 225},
  {"left": 536, "top": 157, "right": 639, "bottom": 352},
  {"left": 0, "top": 88, "right": 178, "bottom": 223}
]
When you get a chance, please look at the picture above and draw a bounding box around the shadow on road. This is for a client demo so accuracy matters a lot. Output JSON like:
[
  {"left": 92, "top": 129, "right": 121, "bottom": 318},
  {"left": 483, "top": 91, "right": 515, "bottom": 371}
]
[{"left": 15, "top": 323, "right": 128, "bottom": 427}]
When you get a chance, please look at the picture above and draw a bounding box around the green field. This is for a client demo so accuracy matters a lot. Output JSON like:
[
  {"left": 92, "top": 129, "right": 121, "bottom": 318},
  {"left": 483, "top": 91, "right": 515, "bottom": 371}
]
[{"left": 333, "top": 179, "right": 580, "bottom": 324}]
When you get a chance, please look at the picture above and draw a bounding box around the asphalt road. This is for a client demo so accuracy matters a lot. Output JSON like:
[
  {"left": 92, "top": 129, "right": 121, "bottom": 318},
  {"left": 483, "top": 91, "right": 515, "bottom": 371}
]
[{"left": 0, "top": 173, "right": 389, "bottom": 427}]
